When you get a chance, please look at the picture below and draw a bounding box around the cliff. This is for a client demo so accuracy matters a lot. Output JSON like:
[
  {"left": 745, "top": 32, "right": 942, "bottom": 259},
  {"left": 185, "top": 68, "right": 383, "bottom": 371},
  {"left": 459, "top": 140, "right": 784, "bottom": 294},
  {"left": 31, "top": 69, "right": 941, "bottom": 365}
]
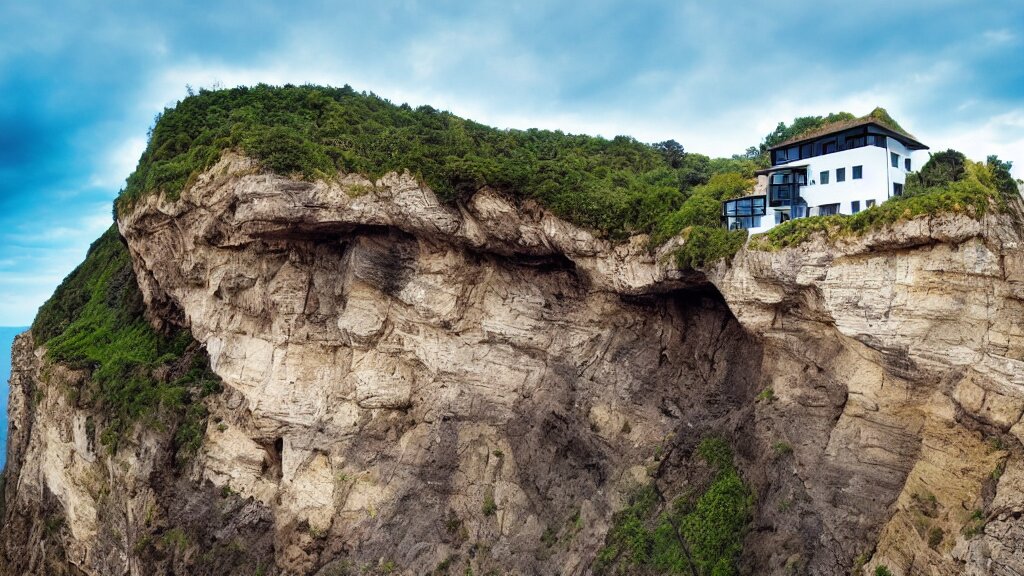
[{"left": 2, "top": 94, "right": 1023, "bottom": 575}]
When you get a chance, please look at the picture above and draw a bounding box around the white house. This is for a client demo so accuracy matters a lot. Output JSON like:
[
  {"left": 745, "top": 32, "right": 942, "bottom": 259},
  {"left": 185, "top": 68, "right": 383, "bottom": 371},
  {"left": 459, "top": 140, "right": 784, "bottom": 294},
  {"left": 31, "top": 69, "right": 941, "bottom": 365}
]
[{"left": 723, "top": 114, "right": 929, "bottom": 233}]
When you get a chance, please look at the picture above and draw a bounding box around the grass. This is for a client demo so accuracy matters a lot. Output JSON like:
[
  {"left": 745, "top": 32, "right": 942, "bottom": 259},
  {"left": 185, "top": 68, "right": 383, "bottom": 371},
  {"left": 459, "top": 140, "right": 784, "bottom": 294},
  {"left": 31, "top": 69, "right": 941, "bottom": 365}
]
[
  {"left": 593, "top": 437, "right": 753, "bottom": 575},
  {"left": 771, "top": 442, "right": 793, "bottom": 458},
  {"left": 114, "top": 84, "right": 755, "bottom": 243},
  {"left": 31, "top": 226, "right": 221, "bottom": 457},
  {"left": 482, "top": 494, "right": 497, "bottom": 516}
]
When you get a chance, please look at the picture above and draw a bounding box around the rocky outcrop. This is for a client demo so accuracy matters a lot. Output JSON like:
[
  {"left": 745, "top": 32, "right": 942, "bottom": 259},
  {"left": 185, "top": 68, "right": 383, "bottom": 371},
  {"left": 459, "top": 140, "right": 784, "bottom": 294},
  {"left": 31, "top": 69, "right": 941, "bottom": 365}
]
[
  {"left": 710, "top": 208, "right": 1024, "bottom": 575},
  {"left": 0, "top": 331, "right": 277, "bottom": 576},
  {"left": 4, "top": 151, "right": 1023, "bottom": 575},
  {"left": 114, "top": 153, "right": 760, "bottom": 574}
]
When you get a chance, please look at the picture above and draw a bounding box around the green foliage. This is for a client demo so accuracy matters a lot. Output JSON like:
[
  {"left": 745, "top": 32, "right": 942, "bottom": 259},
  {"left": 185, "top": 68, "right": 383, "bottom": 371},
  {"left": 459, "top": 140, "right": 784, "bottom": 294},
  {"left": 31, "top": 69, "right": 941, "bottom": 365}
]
[
  {"left": 874, "top": 565, "right": 894, "bottom": 576},
  {"left": 772, "top": 442, "right": 793, "bottom": 458},
  {"left": 31, "top": 226, "right": 221, "bottom": 456},
  {"left": 114, "top": 84, "right": 739, "bottom": 241},
  {"left": 755, "top": 388, "right": 775, "bottom": 403},
  {"left": 751, "top": 157, "right": 1018, "bottom": 250},
  {"left": 962, "top": 508, "right": 986, "bottom": 538},
  {"left": 760, "top": 112, "right": 858, "bottom": 154},
  {"left": 482, "top": 494, "right": 497, "bottom": 516},
  {"left": 906, "top": 149, "right": 967, "bottom": 192},
  {"left": 594, "top": 437, "right": 752, "bottom": 576},
  {"left": 673, "top": 228, "right": 748, "bottom": 270}
]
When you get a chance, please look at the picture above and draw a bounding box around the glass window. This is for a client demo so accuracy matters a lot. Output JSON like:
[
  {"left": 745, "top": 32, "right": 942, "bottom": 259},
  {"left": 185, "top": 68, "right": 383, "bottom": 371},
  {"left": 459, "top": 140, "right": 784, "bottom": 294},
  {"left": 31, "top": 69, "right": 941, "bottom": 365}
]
[
  {"left": 820, "top": 170, "right": 830, "bottom": 184},
  {"left": 891, "top": 152, "right": 899, "bottom": 168},
  {"left": 905, "top": 158, "right": 911, "bottom": 171},
  {"left": 845, "top": 135, "right": 866, "bottom": 148},
  {"left": 774, "top": 149, "right": 787, "bottom": 164},
  {"left": 800, "top": 143, "right": 812, "bottom": 158},
  {"left": 724, "top": 197, "right": 766, "bottom": 218},
  {"left": 893, "top": 183, "right": 903, "bottom": 196},
  {"left": 729, "top": 216, "right": 761, "bottom": 230},
  {"left": 819, "top": 203, "right": 840, "bottom": 216},
  {"left": 836, "top": 168, "right": 846, "bottom": 182},
  {"left": 787, "top": 146, "right": 799, "bottom": 161},
  {"left": 822, "top": 140, "right": 837, "bottom": 154},
  {"left": 871, "top": 135, "right": 887, "bottom": 147},
  {"left": 866, "top": 199, "right": 876, "bottom": 207},
  {"left": 851, "top": 200, "right": 860, "bottom": 214},
  {"left": 853, "top": 165, "right": 863, "bottom": 179}
]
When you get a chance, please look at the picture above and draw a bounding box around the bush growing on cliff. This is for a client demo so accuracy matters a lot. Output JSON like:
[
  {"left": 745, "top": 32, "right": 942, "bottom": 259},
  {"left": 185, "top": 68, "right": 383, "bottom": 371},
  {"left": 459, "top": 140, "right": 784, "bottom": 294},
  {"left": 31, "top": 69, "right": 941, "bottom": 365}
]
[
  {"left": 114, "top": 84, "right": 752, "bottom": 243},
  {"left": 593, "top": 437, "right": 752, "bottom": 575},
  {"left": 32, "top": 226, "right": 221, "bottom": 457}
]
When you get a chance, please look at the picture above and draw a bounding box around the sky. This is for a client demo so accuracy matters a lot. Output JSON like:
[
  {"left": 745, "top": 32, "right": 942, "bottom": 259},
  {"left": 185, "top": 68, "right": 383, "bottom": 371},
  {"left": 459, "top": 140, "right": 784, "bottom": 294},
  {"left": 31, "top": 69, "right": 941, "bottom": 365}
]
[{"left": 0, "top": 0, "right": 1022, "bottom": 325}]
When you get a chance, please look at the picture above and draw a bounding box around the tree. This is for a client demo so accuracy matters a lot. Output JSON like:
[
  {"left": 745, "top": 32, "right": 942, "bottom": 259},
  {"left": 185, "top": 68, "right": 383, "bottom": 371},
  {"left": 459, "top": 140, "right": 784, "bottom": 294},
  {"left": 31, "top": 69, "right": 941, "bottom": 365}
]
[
  {"left": 917, "top": 149, "right": 967, "bottom": 188},
  {"left": 656, "top": 139, "right": 686, "bottom": 169},
  {"left": 987, "top": 155, "right": 1018, "bottom": 198}
]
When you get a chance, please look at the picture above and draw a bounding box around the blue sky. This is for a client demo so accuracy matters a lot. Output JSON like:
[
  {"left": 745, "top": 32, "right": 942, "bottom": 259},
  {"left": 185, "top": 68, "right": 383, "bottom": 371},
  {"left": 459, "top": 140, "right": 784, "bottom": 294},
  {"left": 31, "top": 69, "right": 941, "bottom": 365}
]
[{"left": 0, "top": 0, "right": 1022, "bottom": 325}]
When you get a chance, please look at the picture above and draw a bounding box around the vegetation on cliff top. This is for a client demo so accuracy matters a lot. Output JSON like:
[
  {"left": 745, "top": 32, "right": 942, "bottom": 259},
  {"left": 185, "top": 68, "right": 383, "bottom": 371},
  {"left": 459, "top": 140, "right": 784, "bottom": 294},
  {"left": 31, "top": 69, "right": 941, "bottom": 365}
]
[
  {"left": 113, "top": 83, "right": 758, "bottom": 262},
  {"left": 32, "top": 226, "right": 221, "bottom": 458}
]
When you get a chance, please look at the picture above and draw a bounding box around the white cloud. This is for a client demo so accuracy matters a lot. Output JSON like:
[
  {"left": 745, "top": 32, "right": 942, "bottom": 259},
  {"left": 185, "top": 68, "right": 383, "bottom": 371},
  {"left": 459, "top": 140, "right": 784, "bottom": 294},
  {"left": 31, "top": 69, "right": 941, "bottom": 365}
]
[
  {"left": 90, "top": 135, "right": 146, "bottom": 190},
  {"left": 918, "top": 109, "right": 1024, "bottom": 179}
]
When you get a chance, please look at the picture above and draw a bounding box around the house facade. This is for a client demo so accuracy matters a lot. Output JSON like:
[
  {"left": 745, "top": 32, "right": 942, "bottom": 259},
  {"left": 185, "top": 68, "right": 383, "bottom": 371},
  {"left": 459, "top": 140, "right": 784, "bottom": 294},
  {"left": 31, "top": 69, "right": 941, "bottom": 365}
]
[{"left": 723, "top": 117, "right": 928, "bottom": 233}]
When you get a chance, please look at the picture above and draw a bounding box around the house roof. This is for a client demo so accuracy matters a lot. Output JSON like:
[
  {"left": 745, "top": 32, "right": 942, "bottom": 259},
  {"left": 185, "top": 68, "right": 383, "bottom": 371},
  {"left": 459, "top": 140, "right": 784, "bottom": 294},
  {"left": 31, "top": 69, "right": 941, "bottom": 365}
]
[{"left": 770, "top": 110, "right": 928, "bottom": 151}]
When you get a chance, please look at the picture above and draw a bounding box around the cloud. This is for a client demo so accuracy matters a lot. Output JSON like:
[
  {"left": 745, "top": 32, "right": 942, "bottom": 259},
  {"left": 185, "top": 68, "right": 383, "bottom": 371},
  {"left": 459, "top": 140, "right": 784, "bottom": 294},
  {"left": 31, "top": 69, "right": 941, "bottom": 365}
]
[{"left": 1, "top": 0, "right": 1023, "bottom": 325}]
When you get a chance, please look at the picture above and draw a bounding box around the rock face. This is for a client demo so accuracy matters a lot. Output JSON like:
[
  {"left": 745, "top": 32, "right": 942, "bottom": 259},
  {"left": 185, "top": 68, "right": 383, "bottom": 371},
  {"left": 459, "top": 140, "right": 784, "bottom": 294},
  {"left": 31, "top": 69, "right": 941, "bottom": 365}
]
[
  {"left": 710, "top": 209, "right": 1024, "bottom": 575},
  {"left": 3, "top": 152, "right": 1023, "bottom": 575}
]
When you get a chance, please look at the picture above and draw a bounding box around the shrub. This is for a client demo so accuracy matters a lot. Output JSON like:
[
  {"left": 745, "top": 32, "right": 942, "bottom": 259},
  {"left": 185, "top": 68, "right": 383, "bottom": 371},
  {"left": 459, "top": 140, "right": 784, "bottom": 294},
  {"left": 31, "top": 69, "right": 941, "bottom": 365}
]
[
  {"left": 772, "top": 442, "right": 793, "bottom": 458},
  {"left": 114, "top": 84, "right": 755, "bottom": 242},
  {"left": 594, "top": 437, "right": 752, "bottom": 575},
  {"left": 482, "top": 494, "right": 497, "bottom": 516},
  {"left": 874, "top": 565, "right": 893, "bottom": 576},
  {"left": 674, "top": 227, "right": 748, "bottom": 270},
  {"left": 32, "top": 226, "right": 222, "bottom": 457}
]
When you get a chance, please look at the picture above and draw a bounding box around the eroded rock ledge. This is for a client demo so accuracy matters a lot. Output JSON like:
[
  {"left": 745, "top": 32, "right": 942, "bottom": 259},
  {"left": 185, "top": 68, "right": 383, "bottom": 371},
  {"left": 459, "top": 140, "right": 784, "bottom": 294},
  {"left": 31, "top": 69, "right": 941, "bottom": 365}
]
[{"left": 7, "top": 151, "right": 1023, "bottom": 575}]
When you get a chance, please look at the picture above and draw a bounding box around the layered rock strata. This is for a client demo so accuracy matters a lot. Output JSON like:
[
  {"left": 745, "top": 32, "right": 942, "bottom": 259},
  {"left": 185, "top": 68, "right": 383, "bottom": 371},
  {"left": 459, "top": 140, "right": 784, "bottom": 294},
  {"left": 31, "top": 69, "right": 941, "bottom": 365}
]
[{"left": 3, "top": 152, "right": 1023, "bottom": 575}]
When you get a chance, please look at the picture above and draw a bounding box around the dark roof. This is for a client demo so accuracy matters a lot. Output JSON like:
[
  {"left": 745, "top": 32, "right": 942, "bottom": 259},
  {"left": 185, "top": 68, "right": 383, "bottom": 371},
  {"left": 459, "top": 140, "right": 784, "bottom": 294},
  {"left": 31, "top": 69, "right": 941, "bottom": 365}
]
[{"left": 770, "top": 113, "right": 927, "bottom": 151}]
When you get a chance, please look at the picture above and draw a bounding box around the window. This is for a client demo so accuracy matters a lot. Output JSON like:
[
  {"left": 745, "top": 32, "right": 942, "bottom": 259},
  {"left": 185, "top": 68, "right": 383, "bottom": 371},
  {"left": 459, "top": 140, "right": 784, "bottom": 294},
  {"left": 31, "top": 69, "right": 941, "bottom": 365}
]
[
  {"left": 870, "top": 135, "right": 887, "bottom": 147},
  {"left": 891, "top": 152, "right": 899, "bottom": 168},
  {"left": 851, "top": 200, "right": 860, "bottom": 214},
  {"left": 774, "top": 149, "right": 787, "bottom": 164},
  {"left": 905, "top": 158, "right": 911, "bottom": 171},
  {"left": 853, "top": 165, "right": 863, "bottom": 179},
  {"left": 866, "top": 199, "right": 876, "bottom": 208},
  {"left": 836, "top": 168, "right": 846, "bottom": 182},
  {"left": 800, "top": 143, "right": 812, "bottom": 159},
  {"left": 728, "top": 216, "right": 761, "bottom": 230},
  {"left": 822, "top": 140, "right": 837, "bottom": 154},
  {"left": 723, "top": 196, "right": 766, "bottom": 217},
  {"left": 820, "top": 170, "right": 830, "bottom": 184},
  {"left": 819, "top": 203, "right": 840, "bottom": 216},
  {"left": 845, "top": 135, "right": 866, "bottom": 148},
  {"left": 893, "top": 183, "right": 903, "bottom": 196}
]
